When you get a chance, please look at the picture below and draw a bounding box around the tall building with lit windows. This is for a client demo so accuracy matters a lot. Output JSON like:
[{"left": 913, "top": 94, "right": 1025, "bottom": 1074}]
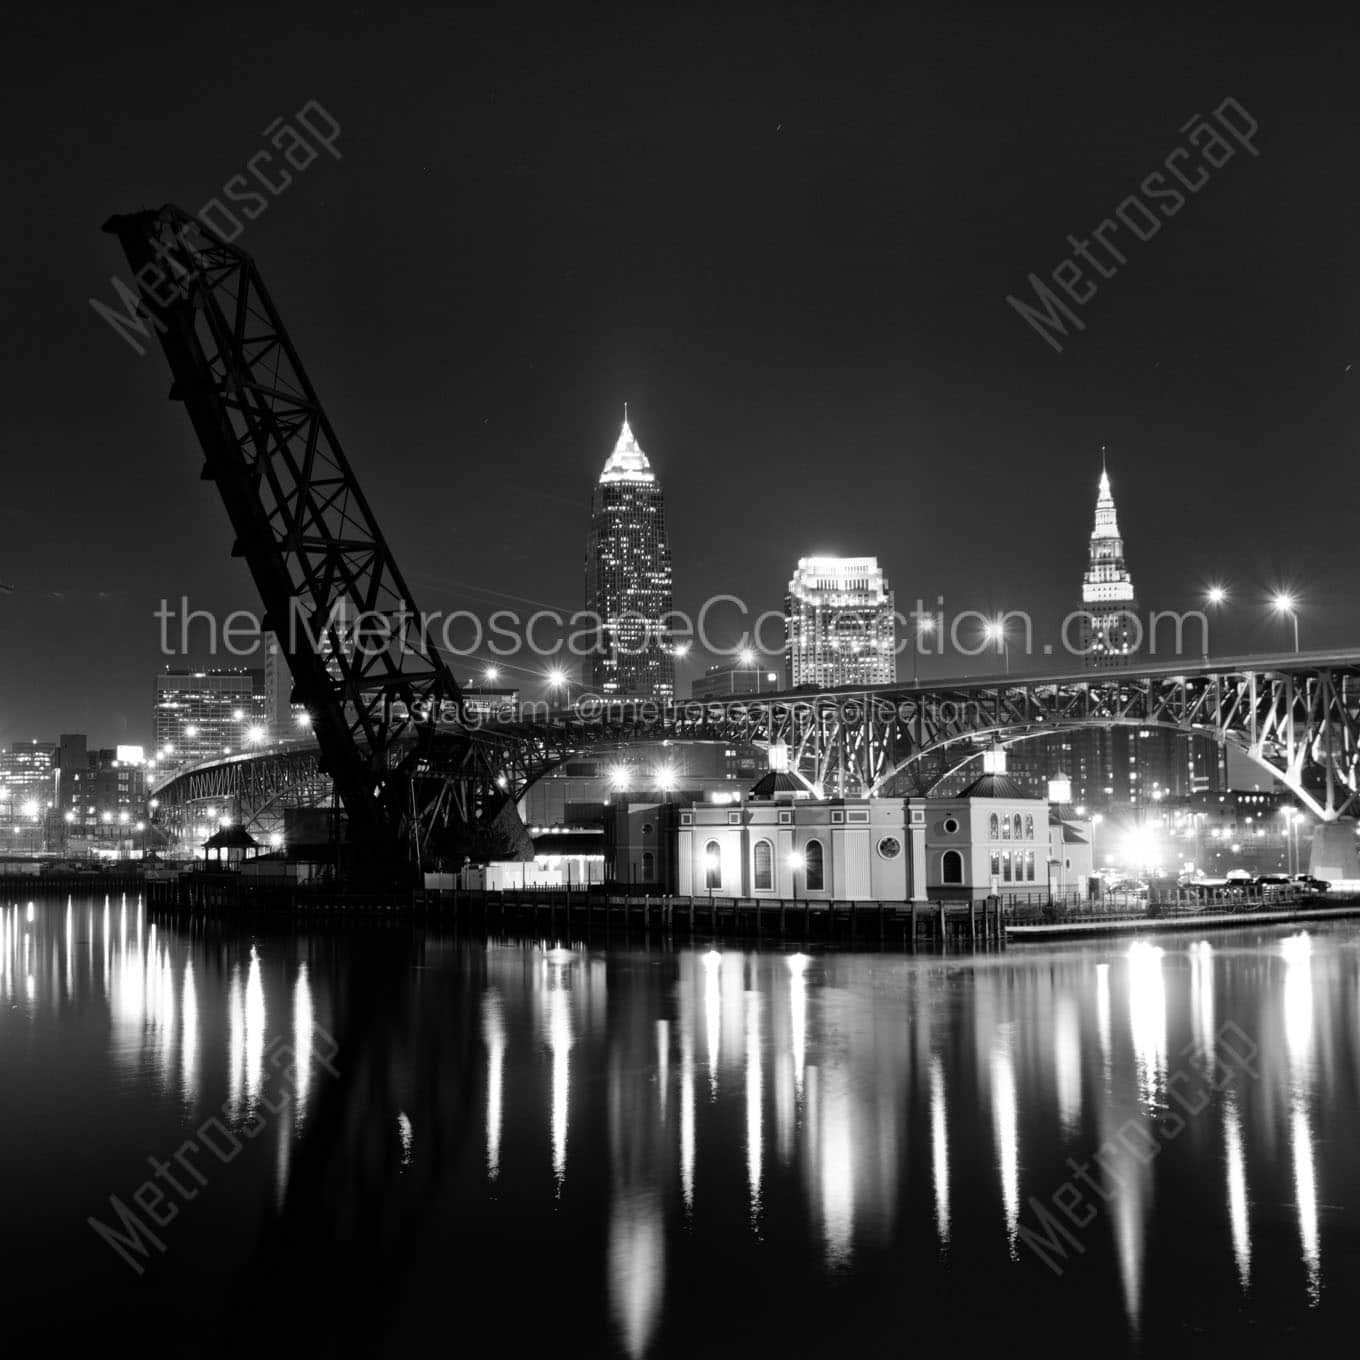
[
  {"left": 953, "top": 457, "right": 1225, "bottom": 808},
  {"left": 584, "top": 411, "right": 675, "bottom": 701},
  {"left": 785, "top": 556, "right": 896, "bottom": 688},
  {"left": 152, "top": 667, "right": 268, "bottom": 773},
  {"left": 1080, "top": 459, "right": 1138, "bottom": 668}
]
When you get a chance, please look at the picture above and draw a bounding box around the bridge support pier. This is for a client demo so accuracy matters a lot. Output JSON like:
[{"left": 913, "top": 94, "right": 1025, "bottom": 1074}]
[{"left": 1310, "top": 818, "right": 1360, "bottom": 885}]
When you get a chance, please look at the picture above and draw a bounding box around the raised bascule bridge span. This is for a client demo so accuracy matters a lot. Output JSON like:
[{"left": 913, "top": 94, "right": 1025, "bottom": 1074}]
[
  {"left": 107, "top": 203, "right": 1360, "bottom": 877},
  {"left": 152, "top": 648, "right": 1360, "bottom": 857}
]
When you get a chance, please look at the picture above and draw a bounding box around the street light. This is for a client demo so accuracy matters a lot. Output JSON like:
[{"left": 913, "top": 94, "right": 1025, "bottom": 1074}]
[
  {"left": 1280, "top": 806, "right": 1300, "bottom": 875},
  {"left": 788, "top": 850, "right": 804, "bottom": 903},
  {"left": 1203, "top": 584, "right": 1228, "bottom": 660},
  {"left": 1271, "top": 591, "right": 1300, "bottom": 653},
  {"left": 703, "top": 849, "right": 720, "bottom": 905},
  {"left": 984, "top": 618, "right": 1009, "bottom": 674},
  {"left": 906, "top": 613, "right": 936, "bottom": 685},
  {"left": 547, "top": 667, "right": 570, "bottom": 705},
  {"left": 483, "top": 665, "right": 500, "bottom": 683}
]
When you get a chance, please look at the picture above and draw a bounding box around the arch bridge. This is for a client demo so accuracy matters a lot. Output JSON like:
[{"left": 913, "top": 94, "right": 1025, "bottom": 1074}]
[{"left": 152, "top": 649, "right": 1360, "bottom": 844}]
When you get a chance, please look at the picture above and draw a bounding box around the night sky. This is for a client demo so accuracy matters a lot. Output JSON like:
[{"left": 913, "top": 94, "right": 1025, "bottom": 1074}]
[{"left": 2, "top": 4, "right": 1358, "bottom": 747}]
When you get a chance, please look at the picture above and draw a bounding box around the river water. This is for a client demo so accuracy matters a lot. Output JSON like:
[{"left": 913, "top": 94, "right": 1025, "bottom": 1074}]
[{"left": 1, "top": 894, "right": 1356, "bottom": 1355}]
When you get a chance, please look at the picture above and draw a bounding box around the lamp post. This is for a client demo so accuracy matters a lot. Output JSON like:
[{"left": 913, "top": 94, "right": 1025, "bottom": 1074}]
[
  {"left": 984, "top": 618, "right": 1009, "bottom": 674},
  {"left": 1271, "top": 591, "right": 1300, "bottom": 653},
  {"left": 704, "top": 849, "right": 719, "bottom": 906},
  {"left": 547, "top": 667, "right": 572, "bottom": 707},
  {"left": 787, "top": 850, "right": 804, "bottom": 904},
  {"left": 1203, "top": 584, "right": 1228, "bottom": 661},
  {"left": 1280, "top": 806, "right": 1299, "bottom": 875},
  {"left": 907, "top": 613, "right": 936, "bottom": 685}
]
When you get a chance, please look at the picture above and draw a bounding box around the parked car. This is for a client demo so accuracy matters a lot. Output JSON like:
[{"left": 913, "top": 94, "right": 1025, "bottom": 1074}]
[
  {"left": 1290, "top": 874, "right": 1331, "bottom": 893},
  {"left": 1253, "top": 873, "right": 1292, "bottom": 886}
]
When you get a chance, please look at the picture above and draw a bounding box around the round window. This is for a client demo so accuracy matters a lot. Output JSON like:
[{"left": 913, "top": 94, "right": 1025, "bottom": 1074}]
[
  {"left": 641, "top": 823, "right": 654, "bottom": 836},
  {"left": 943, "top": 817, "right": 960, "bottom": 835},
  {"left": 877, "top": 836, "right": 902, "bottom": 860}
]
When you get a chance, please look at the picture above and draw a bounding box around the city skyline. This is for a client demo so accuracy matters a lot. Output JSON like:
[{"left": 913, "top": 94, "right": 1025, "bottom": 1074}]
[{"left": 1, "top": 7, "right": 1355, "bottom": 746}]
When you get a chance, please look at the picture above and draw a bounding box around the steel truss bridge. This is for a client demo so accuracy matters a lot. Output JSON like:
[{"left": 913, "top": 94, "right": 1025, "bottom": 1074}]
[
  {"left": 152, "top": 649, "right": 1360, "bottom": 844},
  {"left": 109, "top": 204, "right": 1360, "bottom": 868}
]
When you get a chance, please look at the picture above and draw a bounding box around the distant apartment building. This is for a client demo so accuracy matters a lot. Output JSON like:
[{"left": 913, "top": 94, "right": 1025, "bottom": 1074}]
[
  {"left": 785, "top": 556, "right": 896, "bottom": 689},
  {"left": 689, "top": 660, "right": 781, "bottom": 700},
  {"left": 152, "top": 667, "right": 268, "bottom": 772},
  {"left": 0, "top": 740, "right": 56, "bottom": 846}
]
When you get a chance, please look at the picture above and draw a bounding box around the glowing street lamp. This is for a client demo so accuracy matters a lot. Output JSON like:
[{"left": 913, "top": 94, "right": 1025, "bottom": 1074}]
[
  {"left": 483, "top": 665, "right": 500, "bottom": 682},
  {"left": 546, "top": 667, "right": 571, "bottom": 705},
  {"left": 1280, "top": 806, "right": 1301, "bottom": 875},
  {"left": 1270, "top": 591, "right": 1300, "bottom": 653},
  {"left": 295, "top": 711, "right": 313, "bottom": 729},
  {"left": 907, "top": 613, "right": 936, "bottom": 685},
  {"left": 245, "top": 724, "right": 267, "bottom": 745},
  {"left": 787, "top": 850, "right": 805, "bottom": 903},
  {"left": 703, "top": 848, "right": 720, "bottom": 903},
  {"left": 1201, "top": 584, "right": 1228, "bottom": 660},
  {"left": 654, "top": 765, "right": 677, "bottom": 794},
  {"left": 983, "top": 618, "right": 1010, "bottom": 674}
]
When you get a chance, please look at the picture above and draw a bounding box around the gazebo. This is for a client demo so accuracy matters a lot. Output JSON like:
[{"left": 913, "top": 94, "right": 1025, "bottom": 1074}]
[{"left": 202, "top": 823, "right": 262, "bottom": 868}]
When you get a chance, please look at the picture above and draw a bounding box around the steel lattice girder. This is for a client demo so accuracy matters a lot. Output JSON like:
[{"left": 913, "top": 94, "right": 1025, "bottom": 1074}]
[
  {"left": 154, "top": 653, "right": 1360, "bottom": 833},
  {"left": 106, "top": 206, "right": 484, "bottom": 867}
]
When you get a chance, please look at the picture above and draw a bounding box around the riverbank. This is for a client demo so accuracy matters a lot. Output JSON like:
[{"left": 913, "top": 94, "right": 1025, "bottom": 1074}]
[{"left": 1006, "top": 900, "right": 1360, "bottom": 941}]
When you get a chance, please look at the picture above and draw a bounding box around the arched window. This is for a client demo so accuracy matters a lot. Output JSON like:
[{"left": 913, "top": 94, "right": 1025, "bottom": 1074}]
[
  {"left": 1013, "top": 814, "right": 1023, "bottom": 841},
  {"left": 988, "top": 813, "right": 999, "bottom": 839},
  {"left": 641, "top": 851, "right": 655, "bottom": 883},
  {"left": 704, "top": 840, "right": 722, "bottom": 890},
  {"left": 1025, "top": 814, "right": 1034, "bottom": 840},
  {"left": 942, "top": 849, "right": 964, "bottom": 884},
  {"left": 1003, "top": 851, "right": 1012, "bottom": 882},
  {"left": 805, "top": 839, "right": 825, "bottom": 891},
  {"left": 1001, "top": 814, "right": 1011, "bottom": 841},
  {"left": 753, "top": 839, "right": 773, "bottom": 891}
]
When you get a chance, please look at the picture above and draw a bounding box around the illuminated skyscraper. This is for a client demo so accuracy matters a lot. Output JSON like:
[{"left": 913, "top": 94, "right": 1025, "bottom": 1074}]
[
  {"left": 1080, "top": 457, "right": 1138, "bottom": 668},
  {"left": 584, "top": 411, "right": 675, "bottom": 700},
  {"left": 785, "top": 556, "right": 896, "bottom": 688}
]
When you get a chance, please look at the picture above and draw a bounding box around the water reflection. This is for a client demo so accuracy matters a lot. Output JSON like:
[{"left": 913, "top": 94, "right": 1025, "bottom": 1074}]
[{"left": 4, "top": 901, "right": 1360, "bottom": 1355}]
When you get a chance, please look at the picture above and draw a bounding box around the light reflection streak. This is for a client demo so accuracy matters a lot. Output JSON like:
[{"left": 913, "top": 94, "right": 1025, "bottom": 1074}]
[
  {"left": 788, "top": 952, "right": 808, "bottom": 1102},
  {"left": 243, "top": 946, "right": 265, "bottom": 1114},
  {"left": 1054, "top": 995, "right": 1081, "bottom": 1134},
  {"left": 397, "top": 1111, "right": 414, "bottom": 1167},
  {"left": 180, "top": 959, "right": 199, "bottom": 1107},
  {"left": 656, "top": 1019, "right": 669, "bottom": 1123},
  {"left": 1223, "top": 1090, "right": 1250, "bottom": 1290},
  {"left": 818, "top": 1066, "right": 853, "bottom": 1267},
  {"left": 226, "top": 965, "right": 244, "bottom": 1122},
  {"left": 679, "top": 1021, "right": 695, "bottom": 1211},
  {"left": 546, "top": 962, "right": 572, "bottom": 1193},
  {"left": 1190, "top": 941, "right": 1215, "bottom": 1065},
  {"left": 930, "top": 1055, "right": 950, "bottom": 1247},
  {"left": 609, "top": 1189, "right": 663, "bottom": 1360},
  {"left": 745, "top": 991, "right": 762, "bottom": 1226},
  {"left": 991, "top": 1033, "right": 1019, "bottom": 1260},
  {"left": 703, "top": 950, "right": 721, "bottom": 1098},
  {"left": 293, "top": 962, "right": 314, "bottom": 1128},
  {"left": 1127, "top": 942, "right": 1167, "bottom": 1107},
  {"left": 482, "top": 990, "right": 505, "bottom": 1181},
  {"left": 1095, "top": 961, "right": 1111, "bottom": 1083},
  {"left": 1282, "top": 933, "right": 1320, "bottom": 1305}
]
